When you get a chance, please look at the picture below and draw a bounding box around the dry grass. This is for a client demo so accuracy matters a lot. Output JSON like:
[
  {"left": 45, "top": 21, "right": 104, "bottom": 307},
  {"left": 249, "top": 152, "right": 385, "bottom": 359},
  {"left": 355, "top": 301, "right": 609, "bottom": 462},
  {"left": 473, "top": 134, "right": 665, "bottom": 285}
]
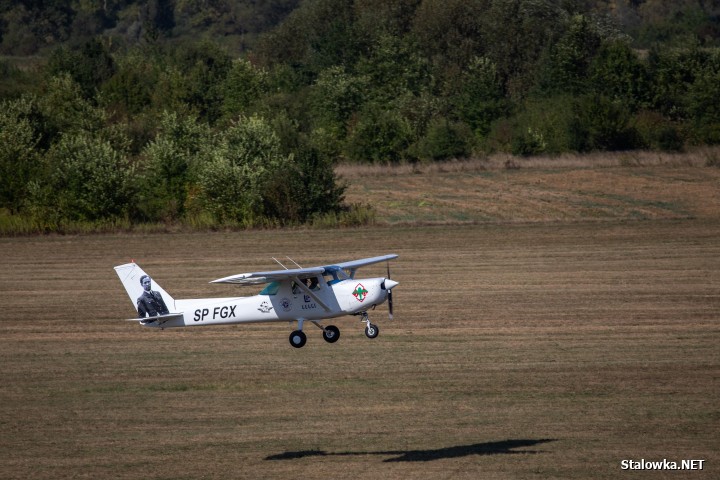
[
  {"left": 336, "top": 146, "right": 720, "bottom": 177},
  {"left": 1, "top": 220, "right": 718, "bottom": 479},
  {"left": 340, "top": 147, "right": 720, "bottom": 225}
]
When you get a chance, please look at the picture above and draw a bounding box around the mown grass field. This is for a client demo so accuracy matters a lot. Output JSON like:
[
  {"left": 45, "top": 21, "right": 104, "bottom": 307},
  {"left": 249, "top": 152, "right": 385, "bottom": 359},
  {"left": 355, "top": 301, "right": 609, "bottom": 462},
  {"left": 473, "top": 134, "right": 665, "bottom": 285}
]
[
  {"left": 341, "top": 150, "right": 720, "bottom": 224},
  {"left": 1, "top": 160, "right": 719, "bottom": 479}
]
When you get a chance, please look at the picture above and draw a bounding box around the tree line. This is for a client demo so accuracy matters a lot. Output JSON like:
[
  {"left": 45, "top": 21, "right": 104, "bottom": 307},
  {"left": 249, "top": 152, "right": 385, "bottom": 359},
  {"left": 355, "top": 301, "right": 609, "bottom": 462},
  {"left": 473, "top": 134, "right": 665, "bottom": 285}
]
[{"left": 1, "top": 0, "right": 719, "bottom": 232}]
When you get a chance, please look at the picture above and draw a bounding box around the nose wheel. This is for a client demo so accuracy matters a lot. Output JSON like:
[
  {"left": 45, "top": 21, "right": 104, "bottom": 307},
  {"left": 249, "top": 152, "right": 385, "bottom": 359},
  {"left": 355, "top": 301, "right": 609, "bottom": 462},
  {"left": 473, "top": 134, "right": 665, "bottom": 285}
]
[{"left": 359, "top": 311, "right": 380, "bottom": 339}]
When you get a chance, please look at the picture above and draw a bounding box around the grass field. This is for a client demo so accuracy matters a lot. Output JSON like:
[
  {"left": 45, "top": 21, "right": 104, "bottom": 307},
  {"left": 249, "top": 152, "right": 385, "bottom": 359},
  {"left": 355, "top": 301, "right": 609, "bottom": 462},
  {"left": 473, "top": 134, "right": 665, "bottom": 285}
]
[
  {"left": 1, "top": 220, "right": 718, "bottom": 479},
  {"left": 1, "top": 158, "right": 719, "bottom": 479},
  {"left": 341, "top": 150, "right": 720, "bottom": 224}
]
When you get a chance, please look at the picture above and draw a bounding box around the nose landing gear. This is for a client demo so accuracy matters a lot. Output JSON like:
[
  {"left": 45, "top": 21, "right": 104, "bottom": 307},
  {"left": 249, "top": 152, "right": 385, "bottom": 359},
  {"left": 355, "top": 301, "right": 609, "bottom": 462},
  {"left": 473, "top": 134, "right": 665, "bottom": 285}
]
[{"left": 359, "top": 311, "right": 379, "bottom": 339}]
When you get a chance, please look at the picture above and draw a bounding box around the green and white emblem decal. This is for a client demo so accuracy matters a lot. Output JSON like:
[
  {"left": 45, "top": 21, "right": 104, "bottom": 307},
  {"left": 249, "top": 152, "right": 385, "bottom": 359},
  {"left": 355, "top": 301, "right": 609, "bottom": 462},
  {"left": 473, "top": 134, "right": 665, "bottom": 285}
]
[{"left": 353, "top": 283, "right": 369, "bottom": 302}]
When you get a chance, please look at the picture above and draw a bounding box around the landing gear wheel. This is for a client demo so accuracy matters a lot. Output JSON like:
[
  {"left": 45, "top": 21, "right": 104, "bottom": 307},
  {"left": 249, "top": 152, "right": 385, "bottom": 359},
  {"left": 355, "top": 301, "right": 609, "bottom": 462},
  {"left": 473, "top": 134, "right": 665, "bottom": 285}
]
[
  {"left": 322, "top": 325, "right": 340, "bottom": 343},
  {"left": 289, "top": 330, "right": 307, "bottom": 348},
  {"left": 365, "top": 323, "right": 379, "bottom": 339}
]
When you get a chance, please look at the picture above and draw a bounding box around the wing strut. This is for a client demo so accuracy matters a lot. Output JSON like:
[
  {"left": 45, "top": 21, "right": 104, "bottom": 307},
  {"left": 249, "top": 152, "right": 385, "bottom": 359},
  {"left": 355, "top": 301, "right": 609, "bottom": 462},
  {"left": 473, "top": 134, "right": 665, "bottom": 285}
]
[{"left": 292, "top": 276, "right": 331, "bottom": 312}]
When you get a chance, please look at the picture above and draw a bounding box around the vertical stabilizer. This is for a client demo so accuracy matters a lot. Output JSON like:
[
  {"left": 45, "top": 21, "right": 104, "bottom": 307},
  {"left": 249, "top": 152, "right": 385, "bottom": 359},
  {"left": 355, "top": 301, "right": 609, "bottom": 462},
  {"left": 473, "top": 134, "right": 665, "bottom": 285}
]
[{"left": 114, "top": 263, "right": 177, "bottom": 314}]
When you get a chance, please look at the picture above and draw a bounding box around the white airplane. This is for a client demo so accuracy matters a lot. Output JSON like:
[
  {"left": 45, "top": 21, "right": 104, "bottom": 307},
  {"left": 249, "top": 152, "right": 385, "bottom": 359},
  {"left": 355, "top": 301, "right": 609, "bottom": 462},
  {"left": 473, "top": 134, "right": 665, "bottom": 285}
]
[{"left": 114, "top": 254, "right": 399, "bottom": 348}]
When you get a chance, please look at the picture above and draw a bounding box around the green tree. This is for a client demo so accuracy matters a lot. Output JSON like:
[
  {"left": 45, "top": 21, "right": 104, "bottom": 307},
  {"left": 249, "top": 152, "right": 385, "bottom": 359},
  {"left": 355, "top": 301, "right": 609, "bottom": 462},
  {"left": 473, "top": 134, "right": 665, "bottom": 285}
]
[
  {"left": 38, "top": 73, "right": 107, "bottom": 138},
  {"left": 356, "top": 34, "right": 431, "bottom": 104},
  {"left": 535, "top": 14, "right": 603, "bottom": 96},
  {"left": 571, "top": 94, "right": 640, "bottom": 151},
  {"left": 0, "top": 98, "right": 42, "bottom": 213},
  {"left": 411, "top": 0, "right": 488, "bottom": 73},
  {"left": 197, "top": 115, "right": 292, "bottom": 223},
  {"left": 221, "top": 58, "right": 268, "bottom": 119},
  {"left": 254, "top": 0, "right": 360, "bottom": 79},
  {"left": 346, "top": 106, "right": 413, "bottom": 163},
  {"left": 450, "top": 56, "right": 507, "bottom": 137},
  {"left": 412, "top": 117, "right": 474, "bottom": 160},
  {"left": 508, "top": 95, "right": 577, "bottom": 155},
  {"left": 174, "top": 40, "right": 233, "bottom": 123},
  {"left": 686, "top": 67, "right": 720, "bottom": 144},
  {"left": 101, "top": 51, "right": 159, "bottom": 116},
  {"left": 139, "top": 111, "right": 212, "bottom": 221},
  {"left": 646, "top": 44, "right": 706, "bottom": 120},
  {"left": 309, "top": 66, "right": 367, "bottom": 135},
  {"left": 484, "top": 0, "right": 568, "bottom": 98},
  {"left": 43, "top": 133, "right": 135, "bottom": 221},
  {"left": 46, "top": 38, "right": 116, "bottom": 99},
  {"left": 589, "top": 40, "right": 649, "bottom": 111}
]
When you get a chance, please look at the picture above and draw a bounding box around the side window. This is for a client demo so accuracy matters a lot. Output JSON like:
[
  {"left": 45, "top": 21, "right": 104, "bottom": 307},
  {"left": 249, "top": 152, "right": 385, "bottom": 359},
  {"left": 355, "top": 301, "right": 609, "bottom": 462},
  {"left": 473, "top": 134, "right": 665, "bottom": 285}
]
[{"left": 260, "top": 281, "right": 280, "bottom": 295}]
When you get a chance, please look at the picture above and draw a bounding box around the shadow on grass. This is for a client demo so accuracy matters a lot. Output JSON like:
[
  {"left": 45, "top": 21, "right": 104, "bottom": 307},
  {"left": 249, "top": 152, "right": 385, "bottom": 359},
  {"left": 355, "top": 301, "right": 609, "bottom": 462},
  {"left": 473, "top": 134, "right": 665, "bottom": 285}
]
[{"left": 265, "top": 438, "right": 556, "bottom": 462}]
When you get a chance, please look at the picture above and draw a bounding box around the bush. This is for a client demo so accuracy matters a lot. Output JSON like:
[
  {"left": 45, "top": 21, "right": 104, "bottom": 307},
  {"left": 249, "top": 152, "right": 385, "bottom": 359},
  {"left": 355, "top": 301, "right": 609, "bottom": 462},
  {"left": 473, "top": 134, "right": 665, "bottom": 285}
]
[
  {"left": 346, "top": 106, "right": 413, "bottom": 163},
  {"left": 0, "top": 101, "right": 42, "bottom": 213},
  {"left": 506, "top": 96, "right": 576, "bottom": 155},
  {"left": 412, "top": 118, "right": 474, "bottom": 160},
  {"left": 450, "top": 56, "right": 508, "bottom": 138},
  {"left": 634, "top": 111, "right": 684, "bottom": 152},
  {"left": 42, "top": 133, "right": 135, "bottom": 221},
  {"left": 197, "top": 115, "right": 291, "bottom": 224},
  {"left": 571, "top": 94, "right": 642, "bottom": 151},
  {"left": 138, "top": 111, "right": 212, "bottom": 221},
  {"left": 686, "top": 68, "right": 720, "bottom": 144}
]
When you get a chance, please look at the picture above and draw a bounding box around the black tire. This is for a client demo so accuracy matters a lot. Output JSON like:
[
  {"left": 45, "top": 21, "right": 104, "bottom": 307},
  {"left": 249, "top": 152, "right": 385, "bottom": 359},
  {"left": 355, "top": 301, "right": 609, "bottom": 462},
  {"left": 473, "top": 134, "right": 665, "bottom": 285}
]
[
  {"left": 365, "top": 323, "right": 379, "bottom": 339},
  {"left": 289, "top": 330, "right": 307, "bottom": 348},
  {"left": 322, "top": 325, "right": 340, "bottom": 343}
]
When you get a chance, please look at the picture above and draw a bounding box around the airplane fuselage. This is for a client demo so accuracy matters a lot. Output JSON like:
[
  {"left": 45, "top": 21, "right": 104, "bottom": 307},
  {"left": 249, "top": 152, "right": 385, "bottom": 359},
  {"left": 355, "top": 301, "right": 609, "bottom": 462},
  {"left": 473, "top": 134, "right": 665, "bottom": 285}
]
[{"left": 149, "top": 277, "right": 389, "bottom": 328}]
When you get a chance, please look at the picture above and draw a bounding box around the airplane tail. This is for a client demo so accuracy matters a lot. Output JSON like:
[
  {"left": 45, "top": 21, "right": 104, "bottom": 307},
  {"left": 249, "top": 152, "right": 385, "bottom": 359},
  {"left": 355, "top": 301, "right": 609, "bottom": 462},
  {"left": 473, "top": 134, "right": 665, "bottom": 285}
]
[{"left": 114, "top": 262, "right": 177, "bottom": 314}]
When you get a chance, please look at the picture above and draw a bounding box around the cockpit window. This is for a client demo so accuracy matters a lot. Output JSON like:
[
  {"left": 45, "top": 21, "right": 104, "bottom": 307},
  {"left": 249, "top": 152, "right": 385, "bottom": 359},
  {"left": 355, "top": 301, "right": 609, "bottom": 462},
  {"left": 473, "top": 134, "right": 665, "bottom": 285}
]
[
  {"left": 260, "top": 281, "right": 280, "bottom": 295},
  {"left": 323, "top": 266, "right": 349, "bottom": 285},
  {"left": 293, "top": 277, "right": 320, "bottom": 293}
]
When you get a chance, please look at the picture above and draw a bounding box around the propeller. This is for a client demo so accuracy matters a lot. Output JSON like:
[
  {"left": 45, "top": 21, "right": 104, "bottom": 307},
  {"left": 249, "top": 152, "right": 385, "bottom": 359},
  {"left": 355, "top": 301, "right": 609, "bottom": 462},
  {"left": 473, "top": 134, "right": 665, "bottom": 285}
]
[{"left": 386, "top": 262, "right": 394, "bottom": 320}]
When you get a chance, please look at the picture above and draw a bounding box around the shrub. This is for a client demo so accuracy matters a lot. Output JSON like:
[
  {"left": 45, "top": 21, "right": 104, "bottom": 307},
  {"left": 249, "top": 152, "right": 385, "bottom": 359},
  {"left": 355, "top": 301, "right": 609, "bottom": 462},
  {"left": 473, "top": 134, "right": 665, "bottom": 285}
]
[
  {"left": 43, "top": 133, "right": 135, "bottom": 221},
  {"left": 0, "top": 101, "right": 42, "bottom": 213},
  {"left": 345, "top": 106, "right": 413, "bottom": 163},
  {"left": 412, "top": 118, "right": 474, "bottom": 160},
  {"left": 571, "top": 94, "right": 642, "bottom": 151}
]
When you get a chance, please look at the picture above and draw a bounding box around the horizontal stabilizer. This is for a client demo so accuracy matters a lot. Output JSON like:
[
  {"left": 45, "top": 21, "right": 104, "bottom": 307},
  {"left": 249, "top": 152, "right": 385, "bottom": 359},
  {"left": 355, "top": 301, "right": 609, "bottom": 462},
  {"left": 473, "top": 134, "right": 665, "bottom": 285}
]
[{"left": 126, "top": 312, "right": 184, "bottom": 324}]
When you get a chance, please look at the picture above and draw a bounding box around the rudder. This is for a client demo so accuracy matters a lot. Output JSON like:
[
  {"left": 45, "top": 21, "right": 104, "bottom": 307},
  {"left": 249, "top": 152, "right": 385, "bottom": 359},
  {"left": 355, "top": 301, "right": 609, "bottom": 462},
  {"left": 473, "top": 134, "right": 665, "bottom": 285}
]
[{"left": 114, "top": 263, "right": 176, "bottom": 316}]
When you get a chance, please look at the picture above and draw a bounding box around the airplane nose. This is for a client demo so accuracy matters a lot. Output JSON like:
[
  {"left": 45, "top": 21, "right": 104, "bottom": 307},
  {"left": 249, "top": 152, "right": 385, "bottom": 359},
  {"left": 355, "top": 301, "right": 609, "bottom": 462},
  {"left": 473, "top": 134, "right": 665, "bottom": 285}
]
[{"left": 383, "top": 279, "right": 399, "bottom": 290}]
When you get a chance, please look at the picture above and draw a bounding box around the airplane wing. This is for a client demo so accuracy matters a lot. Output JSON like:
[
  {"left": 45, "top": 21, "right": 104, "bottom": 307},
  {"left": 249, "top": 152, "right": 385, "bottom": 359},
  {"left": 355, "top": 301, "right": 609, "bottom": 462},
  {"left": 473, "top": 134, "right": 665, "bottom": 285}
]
[
  {"left": 210, "top": 254, "right": 398, "bottom": 285},
  {"left": 332, "top": 254, "right": 398, "bottom": 271},
  {"left": 210, "top": 267, "right": 325, "bottom": 285}
]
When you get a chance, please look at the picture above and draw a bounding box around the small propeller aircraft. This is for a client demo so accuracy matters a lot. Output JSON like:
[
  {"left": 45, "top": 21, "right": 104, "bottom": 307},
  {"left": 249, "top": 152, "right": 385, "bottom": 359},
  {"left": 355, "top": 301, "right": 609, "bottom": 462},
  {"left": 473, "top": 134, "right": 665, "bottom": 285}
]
[{"left": 114, "top": 254, "right": 398, "bottom": 348}]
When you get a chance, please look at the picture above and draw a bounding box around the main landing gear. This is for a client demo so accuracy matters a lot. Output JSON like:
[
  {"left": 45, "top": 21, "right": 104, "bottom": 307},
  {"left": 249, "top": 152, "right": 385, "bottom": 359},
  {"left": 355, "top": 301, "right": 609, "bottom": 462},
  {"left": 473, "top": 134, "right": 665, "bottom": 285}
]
[
  {"left": 288, "top": 313, "right": 380, "bottom": 348},
  {"left": 289, "top": 319, "right": 340, "bottom": 348}
]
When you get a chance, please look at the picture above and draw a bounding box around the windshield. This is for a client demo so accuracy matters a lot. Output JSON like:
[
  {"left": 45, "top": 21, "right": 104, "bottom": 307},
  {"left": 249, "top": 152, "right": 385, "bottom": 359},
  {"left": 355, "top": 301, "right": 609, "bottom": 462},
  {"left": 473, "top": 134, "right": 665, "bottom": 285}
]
[
  {"left": 260, "top": 281, "right": 280, "bottom": 295},
  {"left": 323, "top": 266, "right": 349, "bottom": 285}
]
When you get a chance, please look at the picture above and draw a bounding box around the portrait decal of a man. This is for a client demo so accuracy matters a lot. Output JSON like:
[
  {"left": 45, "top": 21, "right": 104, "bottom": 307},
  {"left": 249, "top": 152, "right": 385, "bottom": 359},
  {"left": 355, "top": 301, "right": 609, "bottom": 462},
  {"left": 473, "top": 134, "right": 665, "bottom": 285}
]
[{"left": 137, "top": 275, "right": 169, "bottom": 318}]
